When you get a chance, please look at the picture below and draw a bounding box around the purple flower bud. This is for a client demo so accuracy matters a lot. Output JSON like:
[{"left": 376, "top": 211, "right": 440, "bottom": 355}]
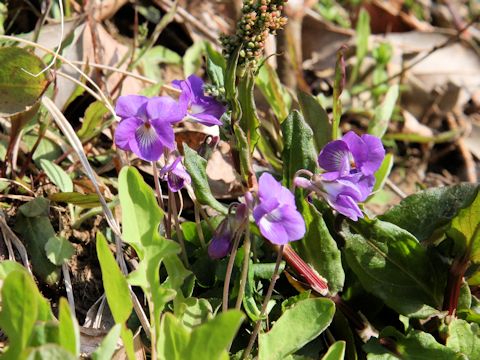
[
  {"left": 159, "top": 155, "right": 191, "bottom": 192},
  {"left": 173, "top": 75, "right": 225, "bottom": 126},
  {"left": 208, "top": 219, "right": 233, "bottom": 259},
  {"left": 114, "top": 95, "right": 186, "bottom": 161},
  {"left": 253, "top": 173, "right": 305, "bottom": 245},
  {"left": 208, "top": 203, "right": 250, "bottom": 259}
]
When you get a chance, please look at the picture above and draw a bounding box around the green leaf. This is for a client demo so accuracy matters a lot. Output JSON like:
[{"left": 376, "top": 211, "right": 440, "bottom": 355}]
[
  {"left": 257, "top": 63, "right": 291, "bottom": 121},
  {"left": 119, "top": 165, "right": 183, "bottom": 343},
  {"left": 233, "top": 124, "right": 254, "bottom": 183},
  {"left": 183, "top": 41, "right": 206, "bottom": 76},
  {"left": 183, "top": 144, "right": 227, "bottom": 213},
  {"left": 225, "top": 46, "right": 241, "bottom": 103},
  {"left": 77, "top": 101, "right": 109, "bottom": 141},
  {"left": 18, "top": 196, "right": 49, "bottom": 217},
  {"left": 181, "top": 310, "right": 244, "bottom": 360},
  {"left": 238, "top": 70, "right": 260, "bottom": 151},
  {"left": 321, "top": 341, "right": 346, "bottom": 360},
  {"left": 39, "top": 159, "right": 73, "bottom": 192},
  {"left": 447, "top": 191, "right": 480, "bottom": 262},
  {"left": 96, "top": 232, "right": 132, "bottom": 324},
  {"left": 0, "top": 47, "right": 51, "bottom": 116},
  {"left": 58, "top": 298, "right": 80, "bottom": 356},
  {"left": 48, "top": 192, "right": 102, "bottom": 208},
  {"left": 205, "top": 43, "right": 226, "bottom": 88},
  {"left": 364, "top": 328, "right": 461, "bottom": 360},
  {"left": 292, "top": 199, "right": 344, "bottom": 294},
  {"left": 298, "top": 91, "right": 331, "bottom": 151},
  {"left": 0, "top": 271, "right": 38, "bottom": 356},
  {"left": 380, "top": 184, "right": 479, "bottom": 242},
  {"left": 92, "top": 324, "right": 122, "bottom": 360},
  {"left": 118, "top": 166, "right": 164, "bottom": 255},
  {"left": 158, "top": 313, "right": 190, "bottom": 360},
  {"left": 176, "top": 297, "right": 213, "bottom": 330},
  {"left": 372, "top": 153, "right": 394, "bottom": 193},
  {"left": 349, "top": 9, "right": 370, "bottom": 86},
  {"left": 14, "top": 198, "right": 60, "bottom": 285},
  {"left": 23, "top": 344, "right": 77, "bottom": 360},
  {"left": 0, "top": 260, "right": 28, "bottom": 279},
  {"left": 446, "top": 318, "right": 480, "bottom": 359},
  {"left": 45, "top": 236, "right": 75, "bottom": 266},
  {"left": 368, "top": 85, "right": 399, "bottom": 138},
  {"left": 343, "top": 219, "right": 446, "bottom": 316},
  {"left": 258, "top": 298, "right": 335, "bottom": 360},
  {"left": 281, "top": 110, "right": 318, "bottom": 188}
]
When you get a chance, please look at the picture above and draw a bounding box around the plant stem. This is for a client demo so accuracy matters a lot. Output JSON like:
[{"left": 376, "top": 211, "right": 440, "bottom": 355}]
[
  {"left": 194, "top": 200, "right": 206, "bottom": 248},
  {"left": 169, "top": 188, "right": 189, "bottom": 267},
  {"left": 223, "top": 227, "right": 244, "bottom": 313},
  {"left": 443, "top": 255, "right": 469, "bottom": 315},
  {"left": 282, "top": 245, "right": 329, "bottom": 295},
  {"left": 235, "top": 222, "right": 251, "bottom": 310},
  {"left": 242, "top": 245, "right": 285, "bottom": 360},
  {"left": 152, "top": 161, "right": 169, "bottom": 237}
]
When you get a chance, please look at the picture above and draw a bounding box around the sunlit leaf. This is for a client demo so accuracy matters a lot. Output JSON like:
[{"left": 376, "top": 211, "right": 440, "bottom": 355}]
[
  {"left": 343, "top": 219, "right": 446, "bottom": 317},
  {"left": 96, "top": 232, "right": 132, "bottom": 324},
  {"left": 258, "top": 298, "right": 335, "bottom": 360},
  {"left": 380, "top": 184, "right": 479, "bottom": 242},
  {"left": 0, "top": 46, "right": 51, "bottom": 116},
  {"left": 40, "top": 159, "right": 73, "bottom": 193},
  {"left": 58, "top": 298, "right": 80, "bottom": 357},
  {"left": 45, "top": 236, "right": 75, "bottom": 266},
  {"left": 183, "top": 144, "right": 227, "bottom": 214},
  {"left": 282, "top": 110, "right": 317, "bottom": 188}
]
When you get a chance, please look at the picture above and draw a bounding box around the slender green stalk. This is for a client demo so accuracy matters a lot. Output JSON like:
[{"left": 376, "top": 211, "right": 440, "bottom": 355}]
[
  {"left": 222, "top": 226, "right": 245, "bottom": 313},
  {"left": 170, "top": 189, "right": 189, "bottom": 267},
  {"left": 235, "top": 222, "right": 251, "bottom": 310},
  {"left": 194, "top": 200, "right": 206, "bottom": 248},
  {"left": 242, "top": 245, "right": 285, "bottom": 359},
  {"left": 152, "top": 161, "right": 169, "bottom": 237}
]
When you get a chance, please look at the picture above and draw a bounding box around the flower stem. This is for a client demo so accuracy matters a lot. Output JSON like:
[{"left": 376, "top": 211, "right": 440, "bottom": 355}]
[
  {"left": 169, "top": 188, "right": 190, "bottom": 267},
  {"left": 152, "top": 161, "right": 169, "bottom": 236},
  {"left": 194, "top": 200, "right": 206, "bottom": 248},
  {"left": 222, "top": 227, "right": 244, "bottom": 313},
  {"left": 282, "top": 245, "right": 329, "bottom": 295},
  {"left": 235, "top": 222, "right": 251, "bottom": 310},
  {"left": 242, "top": 245, "right": 284, "bottom": 360},
  {"left": 443, "top": 255, "right": 469, "bottom": 315}
]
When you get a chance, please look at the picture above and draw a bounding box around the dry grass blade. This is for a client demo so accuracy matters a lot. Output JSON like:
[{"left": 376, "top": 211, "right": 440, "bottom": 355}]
[
  {"left": 0, "top": 210, "right": 32, "bottom": 274},
  {"left": 41, "top": 96, "right": 122, "bottom": 237}
]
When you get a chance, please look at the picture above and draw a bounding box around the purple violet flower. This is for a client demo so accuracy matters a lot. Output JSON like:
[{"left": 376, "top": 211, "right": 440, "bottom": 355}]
[
  {"left": 318, "top": 131, "right": 385, "bottom": 179},
  {"left": 160, "top": 155, "right": 191, "bottom": 192},
  {"left": 115, "top": 95, "right": 186, "bottom": 161},
  {"left": 173, "top": 75, "right": 225, "bottom": 126},
  {"left": 253, "top": 173, "right": 305, "bottom": 245},
  {"left": 295, "top": 131, "right": 385, "bottom": 221}
]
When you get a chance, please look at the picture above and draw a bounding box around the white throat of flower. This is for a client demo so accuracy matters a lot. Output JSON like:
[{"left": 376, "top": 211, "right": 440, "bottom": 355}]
[
  {"left": 136, "top": 123, "right": 158, "bottom": 149},
  {"left": 189, "top": 104, "right": 205, "bottom": 115}
]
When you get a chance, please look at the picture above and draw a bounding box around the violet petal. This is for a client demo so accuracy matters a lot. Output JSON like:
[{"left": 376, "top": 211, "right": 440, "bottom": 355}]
[
  {"left": 317, "top": 140, "right": 351, "bottom": 176},
  {"left": 115, "top": 117, "right": 142, "bottom": 152},
  {"left": 115, "top": 95, "right": 148, "bottom": 119}
]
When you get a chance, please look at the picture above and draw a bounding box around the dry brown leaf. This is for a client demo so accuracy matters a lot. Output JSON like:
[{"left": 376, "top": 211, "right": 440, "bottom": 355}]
[
  {"left": 402, "top": 110, "right": 434, "bottom": 138},
  {"left": 364, "top": 0, "right": 433, "bottom": 34},
  {"left": 82, "top": 22, "right": 145, "bottom": 96},
  {"left": 302, "top": 10, "right": 353, "bottom": 72}
]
